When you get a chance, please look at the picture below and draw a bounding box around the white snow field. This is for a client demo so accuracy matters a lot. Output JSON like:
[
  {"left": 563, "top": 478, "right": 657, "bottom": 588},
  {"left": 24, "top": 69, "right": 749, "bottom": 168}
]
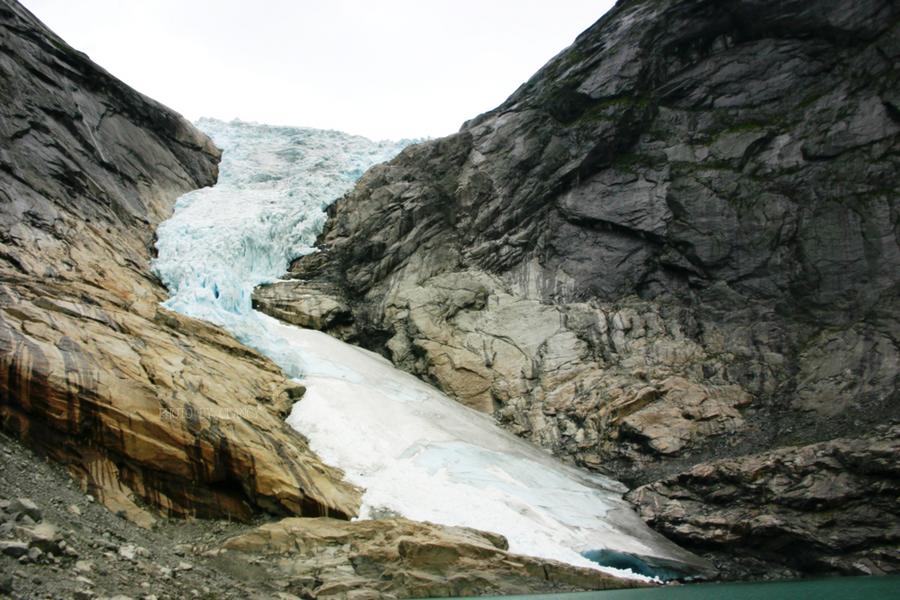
[{"left": 153, "top": 118, "right": 703, "bottom": 580}]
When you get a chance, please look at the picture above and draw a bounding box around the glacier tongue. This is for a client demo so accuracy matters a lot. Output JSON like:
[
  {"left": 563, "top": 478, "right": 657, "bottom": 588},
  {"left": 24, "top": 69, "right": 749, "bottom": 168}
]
[{"left": 153, "top": 118, "right": 698, "bottom": 580}]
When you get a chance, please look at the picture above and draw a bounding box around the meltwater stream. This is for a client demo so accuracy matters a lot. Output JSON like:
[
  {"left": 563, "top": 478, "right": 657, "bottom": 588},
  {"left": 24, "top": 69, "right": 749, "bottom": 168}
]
[{"left": 153, "top": 119, "right": 703, "bottom": 580}]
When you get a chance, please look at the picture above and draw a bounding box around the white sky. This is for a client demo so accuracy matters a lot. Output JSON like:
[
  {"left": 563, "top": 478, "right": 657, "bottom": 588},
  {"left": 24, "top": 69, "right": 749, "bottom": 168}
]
[{"left": 21, "top": 0, "right": 614, "bottom": 140}]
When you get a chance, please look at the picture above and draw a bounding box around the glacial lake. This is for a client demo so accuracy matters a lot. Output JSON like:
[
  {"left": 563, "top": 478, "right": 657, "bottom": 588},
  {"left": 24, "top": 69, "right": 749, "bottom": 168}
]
[{"left": 430, "top": 575, "right": 900, "bottom": 600}]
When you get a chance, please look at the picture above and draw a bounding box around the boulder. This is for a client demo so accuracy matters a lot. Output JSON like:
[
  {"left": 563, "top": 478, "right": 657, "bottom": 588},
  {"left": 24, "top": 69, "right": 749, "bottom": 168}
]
[
  {"left": 0, "top": 540, "right": 28, "bottom": 558},
  {"left": 253, "top": 280, "right": 354, "bottom": 335},
  {"left": 9, "top": 498, "right": 41, "bottom": 522}
]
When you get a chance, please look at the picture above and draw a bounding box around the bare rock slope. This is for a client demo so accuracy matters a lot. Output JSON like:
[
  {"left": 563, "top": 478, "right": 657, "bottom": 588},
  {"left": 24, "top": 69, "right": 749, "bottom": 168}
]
[
  {"left": 0, "top": 0, "right": 359, "bottom": 524},
  {"left": 275, "top": 0, "right": 900, "bottom": 576}
]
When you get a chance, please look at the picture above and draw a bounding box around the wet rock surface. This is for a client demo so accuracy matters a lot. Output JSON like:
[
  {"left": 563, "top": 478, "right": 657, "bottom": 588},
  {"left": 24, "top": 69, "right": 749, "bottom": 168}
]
[
  {"left": 0, "top": 0, "right": 358, "bottom": 522},
  {"left": 279, "top": 0, "right": 900, "bottom": 576}
]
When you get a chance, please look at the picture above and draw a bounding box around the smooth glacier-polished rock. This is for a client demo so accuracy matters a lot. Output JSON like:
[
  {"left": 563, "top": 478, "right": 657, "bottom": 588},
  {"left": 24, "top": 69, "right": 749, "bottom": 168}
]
[
  {"left": 222, "top": 517, "right": 649, "bottom": 598},
  {"left": 0, "top": 0, "right": 358, "bottom": 523}
]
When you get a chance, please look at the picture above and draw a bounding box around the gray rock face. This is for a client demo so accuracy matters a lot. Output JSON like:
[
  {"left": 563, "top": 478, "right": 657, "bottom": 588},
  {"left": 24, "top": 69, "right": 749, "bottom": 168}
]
[
  {"left": 627, "top": 427, "right": 900, "bottom": 578},
  {"left": 275, "top": 0, "right": 900, "bottom": 575}
]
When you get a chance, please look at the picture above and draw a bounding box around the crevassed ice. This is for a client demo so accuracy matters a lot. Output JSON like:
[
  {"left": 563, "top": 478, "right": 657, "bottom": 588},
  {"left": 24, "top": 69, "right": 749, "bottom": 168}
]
[{"left": 153, "top": 118, "right": 694, "bottom": 580}]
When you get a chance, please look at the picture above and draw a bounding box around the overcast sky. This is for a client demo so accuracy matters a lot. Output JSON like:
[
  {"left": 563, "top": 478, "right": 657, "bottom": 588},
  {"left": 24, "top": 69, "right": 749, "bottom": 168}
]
[{"left": 21, "top": 0, "right": 614, "bottom": 140}]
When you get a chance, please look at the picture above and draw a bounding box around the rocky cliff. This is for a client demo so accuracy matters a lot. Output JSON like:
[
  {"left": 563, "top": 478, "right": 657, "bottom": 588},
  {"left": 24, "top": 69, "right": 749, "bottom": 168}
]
[
  {"left": 0, "top": 3, "right": 657, "bottom": 595},
  {"left": 0, "top": 0, "right": 359, "bottom": 524},
  {"left": 272, "top": 0, "right": 900, "bottom": 576}
]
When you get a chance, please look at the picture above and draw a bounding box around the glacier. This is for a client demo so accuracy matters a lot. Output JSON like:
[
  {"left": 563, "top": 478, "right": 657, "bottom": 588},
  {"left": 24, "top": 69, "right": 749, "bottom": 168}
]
[{"left": 153, "top": 118, "right": 704, "bottom": 580}]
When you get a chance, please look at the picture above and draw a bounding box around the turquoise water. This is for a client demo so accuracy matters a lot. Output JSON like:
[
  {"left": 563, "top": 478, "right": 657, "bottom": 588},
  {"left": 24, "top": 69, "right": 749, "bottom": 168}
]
[{"left": 436, "top": 576, "right": 900, "bottom": 600}]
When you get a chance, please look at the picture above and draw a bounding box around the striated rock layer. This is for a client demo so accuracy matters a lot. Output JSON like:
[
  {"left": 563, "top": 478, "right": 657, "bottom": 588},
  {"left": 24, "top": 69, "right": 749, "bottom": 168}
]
[
  {"left": 0, "top": 0, "right": 359, "bottom": 524},
  {"left": 628, "top": 426, "right": 900, "bottom": 577},
  {"left": 273, "top": 0, "right": 900, "bottom": 575},
  {"left": 221, "top": 517, "right": 648, "bottom": 598}
]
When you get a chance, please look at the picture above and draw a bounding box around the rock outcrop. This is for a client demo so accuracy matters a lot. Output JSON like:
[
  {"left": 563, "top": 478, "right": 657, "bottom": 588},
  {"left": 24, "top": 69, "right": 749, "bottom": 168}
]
[
  {"left": 0, "top": 0, "right": 358, "bottom": 524},
  {"left": 269, "top": 0, "right": 900, "bottom": 575},
  {"left": 628, "top": 426, "right": 900, "bottom": 578},
  {"left": 253, "top": 280, "right": 355, "bottom": 336},
  {"left": 221, "top": 517, "right": 646, "bottom": 598}
]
